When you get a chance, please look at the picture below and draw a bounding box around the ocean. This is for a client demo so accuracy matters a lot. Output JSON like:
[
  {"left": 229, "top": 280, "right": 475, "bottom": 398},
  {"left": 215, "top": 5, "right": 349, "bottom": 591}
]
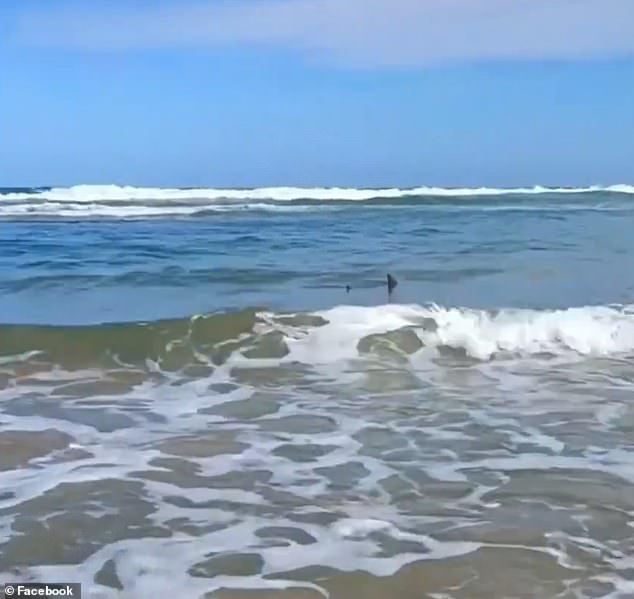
[{"left": 1, "top": 184, "right": 634, "bottom": 598}]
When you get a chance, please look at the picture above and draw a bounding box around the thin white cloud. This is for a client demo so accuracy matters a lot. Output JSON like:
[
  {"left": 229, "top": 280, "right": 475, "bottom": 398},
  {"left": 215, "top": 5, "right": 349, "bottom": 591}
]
[{"left": 10, "top": 0, "right": 634, "bottom": 67}]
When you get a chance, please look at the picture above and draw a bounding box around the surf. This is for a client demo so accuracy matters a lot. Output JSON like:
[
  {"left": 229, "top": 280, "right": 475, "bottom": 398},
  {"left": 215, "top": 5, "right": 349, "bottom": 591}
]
[{"left": 3, "top": 303, "right": 634, "bottom": 374}]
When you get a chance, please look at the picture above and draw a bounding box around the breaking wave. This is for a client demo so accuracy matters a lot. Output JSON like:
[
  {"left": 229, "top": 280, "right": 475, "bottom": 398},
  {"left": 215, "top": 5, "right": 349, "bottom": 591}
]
[
  {"left": 3, "top": 303, "right": 634, "bottom": 370},
  {"left": 2, "top": 183, "right": 634, "bottom": 202},
  {"left": 1, "top": 183, "right": 632, "bottom": 218}
]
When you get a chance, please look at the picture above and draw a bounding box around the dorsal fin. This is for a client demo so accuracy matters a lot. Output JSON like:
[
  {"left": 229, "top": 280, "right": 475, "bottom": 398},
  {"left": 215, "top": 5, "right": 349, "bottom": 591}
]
[{"left": 387, "top": 273, "right": 398, "bottom": 294}]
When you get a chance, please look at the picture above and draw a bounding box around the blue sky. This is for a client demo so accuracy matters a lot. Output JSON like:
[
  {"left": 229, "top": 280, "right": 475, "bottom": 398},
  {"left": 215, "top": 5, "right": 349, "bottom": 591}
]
[{"left": 1, "top": 0, "right": 633, "bottom": 188}]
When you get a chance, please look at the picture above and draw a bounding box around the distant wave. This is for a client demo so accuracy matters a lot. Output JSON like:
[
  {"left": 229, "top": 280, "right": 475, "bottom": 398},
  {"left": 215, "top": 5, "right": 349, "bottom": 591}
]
[
  {"left": 1, "top": 183, "right": 632, "bottom": 218},
  {"left": 2, "top": 183, "right": 633, "bottom": 202}
]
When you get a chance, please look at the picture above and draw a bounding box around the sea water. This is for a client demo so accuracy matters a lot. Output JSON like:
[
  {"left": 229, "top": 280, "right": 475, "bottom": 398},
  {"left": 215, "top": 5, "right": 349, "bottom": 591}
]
[{"left": 1, "top": 185, "right": 634, "bottom": 598}]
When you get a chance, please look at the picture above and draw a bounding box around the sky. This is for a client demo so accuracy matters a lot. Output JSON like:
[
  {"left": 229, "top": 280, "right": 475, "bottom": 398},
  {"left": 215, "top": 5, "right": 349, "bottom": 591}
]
[{"left": 1, "top": 0, "right": 634, "bottom": 188}]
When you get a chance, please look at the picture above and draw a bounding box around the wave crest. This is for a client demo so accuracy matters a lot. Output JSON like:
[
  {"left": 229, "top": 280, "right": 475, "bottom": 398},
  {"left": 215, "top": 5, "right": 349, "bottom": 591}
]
[
  {"left": 2, "top": 184, "right": 632, "bottom": 218},
  {"left": 2, "top": 183, "right": 633, "bottom": 203},
  {"left": 3, "top": 303, "right": 634, "bottom": 371}
]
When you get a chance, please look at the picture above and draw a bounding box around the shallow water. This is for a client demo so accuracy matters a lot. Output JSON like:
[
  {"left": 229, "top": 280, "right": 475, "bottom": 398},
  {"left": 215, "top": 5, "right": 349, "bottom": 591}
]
[{"left": 1, "top": 186, "right": 634, "bottom": 598}]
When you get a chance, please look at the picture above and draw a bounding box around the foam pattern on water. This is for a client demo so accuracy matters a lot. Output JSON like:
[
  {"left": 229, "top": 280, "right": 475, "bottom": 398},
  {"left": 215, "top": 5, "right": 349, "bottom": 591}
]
[{"left": 1, "top": 303, "right": 634, "bottom": 598}]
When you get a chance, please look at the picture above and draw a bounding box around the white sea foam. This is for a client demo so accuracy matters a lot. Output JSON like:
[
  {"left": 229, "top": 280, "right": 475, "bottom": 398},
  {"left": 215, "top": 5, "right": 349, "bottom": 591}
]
[
  {"left": 2, "top": 183, "right": 633, "bottom": 202},
  {"left": 3, "top": 301, "right": 634, "bottom": 597},
  {"left": 255, "top": 303, "right": 634, "bottom": 363},
  {"left": 0, "top": 200, "right": 321, "bottom": 218},
  {"left": 2, "top": 183, "right": 631, "bottom": 217}
]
